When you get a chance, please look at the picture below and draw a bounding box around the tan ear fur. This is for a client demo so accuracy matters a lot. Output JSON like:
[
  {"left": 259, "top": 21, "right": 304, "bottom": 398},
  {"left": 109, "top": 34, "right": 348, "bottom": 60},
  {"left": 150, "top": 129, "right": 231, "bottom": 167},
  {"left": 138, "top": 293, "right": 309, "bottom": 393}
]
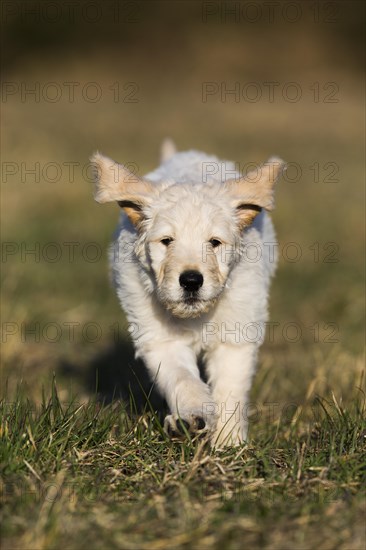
[
  {"left": 225, "top": 157, "right": 286, "bottom": 229},
  {"left": 90, "top": 152, "right": 155, "bottom": 226}
]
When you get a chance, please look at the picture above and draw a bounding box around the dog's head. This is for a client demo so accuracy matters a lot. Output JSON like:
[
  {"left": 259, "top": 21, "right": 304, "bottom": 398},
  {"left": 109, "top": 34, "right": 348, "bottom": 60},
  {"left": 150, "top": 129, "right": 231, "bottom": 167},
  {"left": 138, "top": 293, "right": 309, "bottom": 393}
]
[{"left": 91, "top": 152, "right": 285, "bottom": 319}]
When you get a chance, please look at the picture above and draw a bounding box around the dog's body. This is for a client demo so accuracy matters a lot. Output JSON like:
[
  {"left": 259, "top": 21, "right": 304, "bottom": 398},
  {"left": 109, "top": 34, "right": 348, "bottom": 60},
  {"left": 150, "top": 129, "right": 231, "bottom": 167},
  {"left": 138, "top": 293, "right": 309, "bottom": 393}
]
[{"left": 92, "top": 143, "right": 285, "bottom": 446}]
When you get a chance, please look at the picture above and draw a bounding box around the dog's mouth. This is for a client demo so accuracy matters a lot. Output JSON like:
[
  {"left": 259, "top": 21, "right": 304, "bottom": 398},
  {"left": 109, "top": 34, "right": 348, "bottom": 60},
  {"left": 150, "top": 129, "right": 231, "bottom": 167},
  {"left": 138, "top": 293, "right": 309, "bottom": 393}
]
[
  {"left": 162, "top": 293, "right": 217, "bottom": 319},
  {"left": 156, "top": 284, "right": 224, "bottom": 319},
  {"left": 183, "top": 292, "right": 201, "bottom": 305}
]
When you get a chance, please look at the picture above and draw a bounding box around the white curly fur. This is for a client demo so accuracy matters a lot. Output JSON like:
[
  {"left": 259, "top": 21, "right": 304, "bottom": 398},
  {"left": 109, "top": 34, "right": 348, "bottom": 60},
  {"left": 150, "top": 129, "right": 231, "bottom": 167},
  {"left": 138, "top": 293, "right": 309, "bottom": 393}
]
[{"left": 92, "top": 143, "right": 285, "bottom": 446}]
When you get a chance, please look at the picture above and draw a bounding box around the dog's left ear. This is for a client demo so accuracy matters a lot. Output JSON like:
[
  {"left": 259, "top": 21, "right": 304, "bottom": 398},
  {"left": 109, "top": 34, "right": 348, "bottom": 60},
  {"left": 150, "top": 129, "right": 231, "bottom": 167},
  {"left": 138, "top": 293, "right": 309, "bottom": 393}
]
[
  {"left": 90, "top": 152, "right": 155, "bottom": 226},
  {"left": 225, "top": 157, "right": 286, "bottom": 229}
]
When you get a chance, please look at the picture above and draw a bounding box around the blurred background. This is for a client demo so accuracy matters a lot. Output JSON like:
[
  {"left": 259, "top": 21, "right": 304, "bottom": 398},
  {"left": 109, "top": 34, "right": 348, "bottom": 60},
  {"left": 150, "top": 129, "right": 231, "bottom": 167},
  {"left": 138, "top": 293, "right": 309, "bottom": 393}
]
[{"left": 1, "top": 1, "right": 364, "bottom": 406}]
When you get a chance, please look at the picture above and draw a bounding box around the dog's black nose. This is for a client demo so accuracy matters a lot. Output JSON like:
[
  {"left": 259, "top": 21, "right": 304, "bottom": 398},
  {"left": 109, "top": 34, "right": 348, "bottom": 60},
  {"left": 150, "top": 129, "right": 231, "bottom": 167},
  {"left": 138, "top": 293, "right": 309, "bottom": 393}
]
[{"left": 179, "top": 270, "right": 204, "bottom": 292}]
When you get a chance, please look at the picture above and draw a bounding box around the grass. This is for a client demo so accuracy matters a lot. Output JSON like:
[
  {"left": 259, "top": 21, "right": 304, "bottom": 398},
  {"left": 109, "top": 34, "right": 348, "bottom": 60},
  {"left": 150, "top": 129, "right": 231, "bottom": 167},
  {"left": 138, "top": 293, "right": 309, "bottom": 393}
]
[
  {"left": 1, "top": 4, "right": 365, "bottom": 549},
  {"left": 1, "top": 376, "right": 365, "bottom": 550}
]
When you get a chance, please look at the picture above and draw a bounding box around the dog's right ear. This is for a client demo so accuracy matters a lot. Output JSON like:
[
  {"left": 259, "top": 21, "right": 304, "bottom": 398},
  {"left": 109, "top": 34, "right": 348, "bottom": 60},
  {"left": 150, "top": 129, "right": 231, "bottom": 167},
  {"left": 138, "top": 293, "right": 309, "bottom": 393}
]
[
  {"left": 225, "top": 157, "right": 286, "bottom": 230},
  {"left": 90, "top": 152, "right": 155, "bottom": 226}
]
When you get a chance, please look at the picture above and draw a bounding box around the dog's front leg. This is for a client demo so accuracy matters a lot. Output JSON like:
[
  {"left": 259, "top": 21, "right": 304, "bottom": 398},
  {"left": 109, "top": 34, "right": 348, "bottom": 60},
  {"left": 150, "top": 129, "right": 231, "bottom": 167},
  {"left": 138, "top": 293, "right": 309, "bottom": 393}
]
[
  {"left": 207, "top": 343, "right": 258, "bottom": 447},
  {"left": 140, "top": 342, "right": 216, "bottom": 436}
]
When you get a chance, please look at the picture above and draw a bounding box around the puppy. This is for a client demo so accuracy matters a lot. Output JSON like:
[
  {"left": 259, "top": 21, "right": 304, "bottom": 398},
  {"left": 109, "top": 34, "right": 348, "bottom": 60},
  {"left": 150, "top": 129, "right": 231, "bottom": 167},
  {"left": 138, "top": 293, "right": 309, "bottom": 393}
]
[{"left": 91, "top": 141, "right": 285, "bottom": 446}]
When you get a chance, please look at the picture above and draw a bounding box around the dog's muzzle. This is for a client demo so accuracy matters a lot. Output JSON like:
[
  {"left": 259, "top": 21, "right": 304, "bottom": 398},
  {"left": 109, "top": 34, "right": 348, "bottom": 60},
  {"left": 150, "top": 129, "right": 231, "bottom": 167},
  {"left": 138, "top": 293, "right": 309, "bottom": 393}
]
[{"left": 159, "top": 270, "right": 216, "bottom": 318}]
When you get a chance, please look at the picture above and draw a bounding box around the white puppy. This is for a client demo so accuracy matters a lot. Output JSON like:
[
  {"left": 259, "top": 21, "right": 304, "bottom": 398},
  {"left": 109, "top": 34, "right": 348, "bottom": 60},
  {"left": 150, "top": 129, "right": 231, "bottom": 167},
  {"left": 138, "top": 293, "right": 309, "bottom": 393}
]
[{"left": 91, "top": 141, "right": 285, "bottom": 446}]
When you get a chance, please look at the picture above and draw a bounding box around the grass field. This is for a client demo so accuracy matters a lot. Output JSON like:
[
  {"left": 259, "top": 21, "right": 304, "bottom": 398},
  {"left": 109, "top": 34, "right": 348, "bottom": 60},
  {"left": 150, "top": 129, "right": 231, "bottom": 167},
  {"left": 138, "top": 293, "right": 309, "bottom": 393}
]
[{"left": 1, "top": 3, "right": 365, "bottom": 549}]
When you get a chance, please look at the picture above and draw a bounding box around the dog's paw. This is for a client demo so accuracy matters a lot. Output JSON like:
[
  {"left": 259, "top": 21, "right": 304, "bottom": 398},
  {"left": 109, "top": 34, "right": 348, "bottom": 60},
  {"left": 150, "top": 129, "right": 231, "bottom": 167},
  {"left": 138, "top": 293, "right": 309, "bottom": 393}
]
[
  {"left": 211, "top": 424, "right": 248, "bottom": 449},
  {"left": 164, "top": 413, "right": 209, "bottom": 439}
]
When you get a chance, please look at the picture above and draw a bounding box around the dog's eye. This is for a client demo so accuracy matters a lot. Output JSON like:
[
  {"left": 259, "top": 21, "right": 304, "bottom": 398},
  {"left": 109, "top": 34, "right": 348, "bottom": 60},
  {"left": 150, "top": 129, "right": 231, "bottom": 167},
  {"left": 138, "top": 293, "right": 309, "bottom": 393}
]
[
  {"left": 161, "top": 237, "right": 174, "bottom": 246},
  {"left": 209, "top": 239, "right": 222, "bottom": 248}
]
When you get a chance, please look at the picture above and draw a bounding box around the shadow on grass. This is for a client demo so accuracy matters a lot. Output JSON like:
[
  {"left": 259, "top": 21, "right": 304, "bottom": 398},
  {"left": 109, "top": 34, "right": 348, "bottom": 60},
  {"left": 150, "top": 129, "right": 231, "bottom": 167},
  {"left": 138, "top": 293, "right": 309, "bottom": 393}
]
[{"left": 59, "top": 339, "right": 167, "bottom": 417}]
